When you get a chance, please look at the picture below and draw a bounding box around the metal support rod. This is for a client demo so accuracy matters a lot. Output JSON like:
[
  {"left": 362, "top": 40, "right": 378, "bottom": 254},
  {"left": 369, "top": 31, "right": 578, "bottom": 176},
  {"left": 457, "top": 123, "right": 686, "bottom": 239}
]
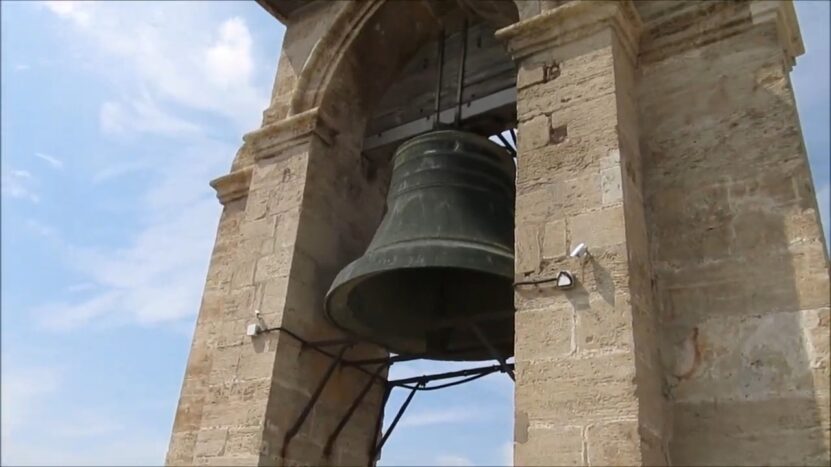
[
  {"left": 367, "top": 384, "right": 392, "bottom": 467},
  {"left": 261, "top": 326, "right": 385, "bottom": 383},
  {"left": 433, "top": 29, "right": 445, "bottom": 130},
  {"left": 509, "top": 128, "right": 517, "bottom": 146},
  {"left": 305, "top": 337, "right": 357, "bottom": 348},
  {"left": 388, "top": 363, "right": 510, "bottom": 387},
  {"left": 470, "top": 324, "right": 515, "bottom": 381},
  {"left": 349, "top": 354, "right": 421, "bottom": 367},
  {"left": 282, "top": 344, "right": 350, "bottom": 458},
  {"left": 454, "top": 18, "right": 468, "bottom": 127},
  {"left": 324, "top": 362, "right": 389, "bottom": 457},
  {"left": 372, "top": 382, "right": 424, "bottom": 461}
]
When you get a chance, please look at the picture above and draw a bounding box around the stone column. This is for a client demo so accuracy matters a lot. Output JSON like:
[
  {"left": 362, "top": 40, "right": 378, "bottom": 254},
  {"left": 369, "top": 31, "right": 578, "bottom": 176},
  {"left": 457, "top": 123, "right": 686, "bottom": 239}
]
[
  {"left": 498, "top": 2, "right": 668, "bottom": 465},
  {"left": 638, "top": 1, "right": 830, "bottom": 464},
  {"left": 166, "top": 108, "right": 388, "bottom": 466},
  {"left": 166, "top": 167, "right": 252, "bottom": 465}
]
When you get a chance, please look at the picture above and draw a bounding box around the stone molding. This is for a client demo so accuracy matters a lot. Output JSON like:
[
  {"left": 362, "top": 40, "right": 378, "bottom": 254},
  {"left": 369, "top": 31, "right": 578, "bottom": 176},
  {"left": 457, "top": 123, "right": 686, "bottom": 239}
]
[
  {"left": 209, "top": 166, "right": 253, "bottom": 205},
  {"left": 638, "top": 1, "right": 805, "bottom": 67},
  {"left": 287, "top": 1, "right": 382, "bottom": 115},
  {"left": 750, "top": 0, "right": 804, "bottom": 68},
  {"left": 495, "top": 0, "right": 642, "bottom": 63},
  {"left": 243, "top": 107, "right": 337, "bottom": 160}
]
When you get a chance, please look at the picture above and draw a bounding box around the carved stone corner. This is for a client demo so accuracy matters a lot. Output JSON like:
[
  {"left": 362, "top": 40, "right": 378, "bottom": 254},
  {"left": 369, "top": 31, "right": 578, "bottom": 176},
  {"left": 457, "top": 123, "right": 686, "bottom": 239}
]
[
  {"left": 210, "top": 167, "right": 253, "bottom": 205},
  {"left": 495, "top": 0, "right": 642, "bottom": 62},
  {"left": 750, "top": 0, "right": 805, "bottom": 69},
  {"left": 242, "top": 107, "right": 338, "bottom": 161}
]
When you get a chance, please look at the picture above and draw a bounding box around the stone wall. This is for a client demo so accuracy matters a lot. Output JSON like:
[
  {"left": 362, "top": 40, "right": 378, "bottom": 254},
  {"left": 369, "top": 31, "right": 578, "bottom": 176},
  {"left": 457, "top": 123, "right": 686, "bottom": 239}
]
[
  {"left": 167, "top": 1, "right": 830, "bottom": 466},
  {"left": 638, "top": 2, "right": 830, "bottom": 465},
  {"left": 500, "top": 2, "right": 669, "bottom": 464}
]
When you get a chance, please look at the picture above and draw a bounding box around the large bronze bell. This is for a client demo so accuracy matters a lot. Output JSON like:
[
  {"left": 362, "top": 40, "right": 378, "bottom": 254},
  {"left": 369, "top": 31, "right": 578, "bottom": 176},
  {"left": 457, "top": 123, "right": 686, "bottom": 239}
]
[{"left": 325, "top": 130, "right": 515, "bottom": 361}]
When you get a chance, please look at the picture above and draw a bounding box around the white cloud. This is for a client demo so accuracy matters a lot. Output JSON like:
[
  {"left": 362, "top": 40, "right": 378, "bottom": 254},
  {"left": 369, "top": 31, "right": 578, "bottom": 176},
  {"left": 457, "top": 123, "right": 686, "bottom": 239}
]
[
  {"left": 400, "top": 407, "right": 486, "bottom": 428},
  {"left": 1, "top": 364, "right": 61, "bottom": 440},
  {"left": 500, "top": 442, "right": 513, "bottom": 466},
  {"left": 2, "top": 168, "right": 40, "bottom": 203},
  {"left": 44, "top": 1, "right": 92, "bottom": 27},
  {"left": 25, "top": 218, "right": 57, "bottom": 238},
  {"left": 1, "top": 362, "right": 164, "bottom": 466},
  {"left": 91, "top": 161, "right": 151, "bottom": 184},
  {"left": 34, "top": 152, "right": 64, "bottom": 169},
  {"left": 34, "top": 137, "right": 228, "bottom": 331},
  {"left": 36, "top": 195, "right": 221, "bottom": 330},
  {"left": 45, "top": 2, "right": 271, "bottom": 133},
  {"left": 205, "top": 18, "right": 254, "bottom": 88},
  {"left": 4, "top": 436, "right": 167, "bottom": 467},
  {"left": 51, "top": 409, "right": 124, "bottom": 438},
  {"left": 435, "top": 454, "right": 474, "bottom": 466},
  {"left": 28, "top": 2, "right": 274, "bottom": 331},
  {"left": 99, "top": 98, "right": 201, "bottom": 137},
  {"left": 66, "top": 282, "right": 97, "bottom": 293}
]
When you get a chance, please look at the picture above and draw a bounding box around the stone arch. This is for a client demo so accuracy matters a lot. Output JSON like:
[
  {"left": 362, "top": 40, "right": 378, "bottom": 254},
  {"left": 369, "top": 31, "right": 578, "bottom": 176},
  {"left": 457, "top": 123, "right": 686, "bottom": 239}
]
[{"left": 287, "top": 0, "right": 526, "bottom": 128}]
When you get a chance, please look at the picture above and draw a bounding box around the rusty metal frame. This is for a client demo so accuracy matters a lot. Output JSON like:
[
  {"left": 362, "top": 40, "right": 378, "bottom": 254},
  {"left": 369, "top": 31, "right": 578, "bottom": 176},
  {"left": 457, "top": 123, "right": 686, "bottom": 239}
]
[{"left": 257, "top": 325, "right": 514, "bottom": 463}]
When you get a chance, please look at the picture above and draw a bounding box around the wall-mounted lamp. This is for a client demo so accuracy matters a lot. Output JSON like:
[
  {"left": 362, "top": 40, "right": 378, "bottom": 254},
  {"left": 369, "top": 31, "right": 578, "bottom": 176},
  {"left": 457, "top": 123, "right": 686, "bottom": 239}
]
[{"left": 554, "top": 270, "right": 575, "bottom": 289}]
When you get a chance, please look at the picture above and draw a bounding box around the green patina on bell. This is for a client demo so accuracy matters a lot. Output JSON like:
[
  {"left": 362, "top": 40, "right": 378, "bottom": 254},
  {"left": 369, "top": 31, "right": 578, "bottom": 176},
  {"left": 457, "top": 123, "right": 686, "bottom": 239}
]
[{"left": 325, "top": 130, "right": 516, "bottom": 361}]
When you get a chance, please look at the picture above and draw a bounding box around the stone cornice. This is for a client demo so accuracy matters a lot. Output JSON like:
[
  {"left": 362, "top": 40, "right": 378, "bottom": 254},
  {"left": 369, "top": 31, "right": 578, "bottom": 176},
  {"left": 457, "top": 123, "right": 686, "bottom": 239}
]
[
  {"left": 495, "top": 0, "right": 642, "bottom": 63},
  {"left": 242, "top": 107, "right": 337, "bottom": 160},
  {"left": 637, "top": 1, "right": 804, "bottom": 67},
  {"left": 209, "top": 167, "right": 253, "bottom": 205},
  {"left": 750, "top": 1, "right": 804, "bottom": 68}
]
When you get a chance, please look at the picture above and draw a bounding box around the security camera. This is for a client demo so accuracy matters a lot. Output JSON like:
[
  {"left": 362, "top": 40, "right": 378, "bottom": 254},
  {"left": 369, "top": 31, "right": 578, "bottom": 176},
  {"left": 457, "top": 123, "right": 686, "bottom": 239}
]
[{"left": 570, "top": 243, "right": 588, "bottom": 258}]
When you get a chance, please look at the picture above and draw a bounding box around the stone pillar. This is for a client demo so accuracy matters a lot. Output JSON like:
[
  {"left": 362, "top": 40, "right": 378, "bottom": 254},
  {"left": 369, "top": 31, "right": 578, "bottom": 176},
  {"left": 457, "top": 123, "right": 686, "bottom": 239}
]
[
  {"left": 166, "top": 167, "right": 252, "bottom": 465},
  {"left": 166, "top": 108, "right": 388, "bottom": 466},
  {"left": 638, "top": 1, "right": 830, "bottom": 465},
  {"left": 498, "top": 2, "right": 668, "bottom": 465}
]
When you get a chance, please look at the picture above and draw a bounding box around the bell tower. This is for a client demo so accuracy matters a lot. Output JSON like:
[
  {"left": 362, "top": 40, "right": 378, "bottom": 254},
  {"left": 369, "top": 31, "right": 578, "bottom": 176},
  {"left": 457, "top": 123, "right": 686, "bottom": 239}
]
[{"left": 166, "top": 1, "right": 830, "bottom": 466}]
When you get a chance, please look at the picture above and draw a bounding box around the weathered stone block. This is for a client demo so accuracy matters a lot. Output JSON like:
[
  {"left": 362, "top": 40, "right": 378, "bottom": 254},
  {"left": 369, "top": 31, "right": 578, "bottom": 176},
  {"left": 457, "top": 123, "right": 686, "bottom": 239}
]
[
  {"left": 167, "top": 431, "right": 198, "bottom": 465},
  {"left": 575, "top": 292, "right": 634, "bottom": 352},
  {"left": 518, "top": 48, "right": 616, "bottom": 122},
  {"left": 515, "top": 352, "right": 639, "bottom": 422},
  {"left": 670, "top": 310, "right": 817, "bottom": 402},
  {"left": 516, "top": 174, "right": 602, "bottom": 224},
  {"left": 224, "top": 427, "right": 263, "bottom": 456},
  {"left": 542, "top": 219, "right": 566, "bottom": 259},
  {"left": 516, "top": 138, "right": 610, "bottom": 192},
  {"left": 193, "top": 428, "right": 228, "bottom": 458},
  {"left": 230, "top": 260, "right": 256, "bottom": 290},
  {"left": 253, "top": 247, "right": 294, "bottom": 283},
  {"left": 236, "top": 349, "right": 277, "bottom": 382},
  {"left": 515, "top": 306, "right": 573, "bottom": 361},
  {"left": 515, "top": 423, "right": 583, "bottom": 466},
  {"left": 670, "top": 426, "right": 830, "bottom": 467},
  {"left": 601, "top": 166, "right": 623, "bottom": 205},
  {"left": 516, "top": 223, "right": 542, "bottom": 274},
  {"left": 520, "top": 115, "right": 551, "bottom": 152},
  {"left": 517, "top": 63, "right": 546, "bottom": 90},
  {"left": 239, "top": 215, "right": 277, "bottom": 241},
  {"left": 568, "top": 205, "right": 626, "bottom": 250},
  {"left": 586, "top": 420, "right": 641, "bottom": 467}
]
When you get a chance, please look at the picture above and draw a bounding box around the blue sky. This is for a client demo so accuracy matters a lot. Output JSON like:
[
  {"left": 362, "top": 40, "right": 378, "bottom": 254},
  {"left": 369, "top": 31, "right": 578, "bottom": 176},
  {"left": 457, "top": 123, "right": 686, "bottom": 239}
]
[{"left": 0, "top": 2, "right": 827, "bottom": 466}]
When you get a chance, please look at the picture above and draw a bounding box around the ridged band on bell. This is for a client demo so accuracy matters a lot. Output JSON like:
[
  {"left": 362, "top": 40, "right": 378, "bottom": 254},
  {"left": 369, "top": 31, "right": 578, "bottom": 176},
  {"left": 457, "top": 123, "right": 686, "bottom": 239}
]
[{"left": 325, "top": 130, "right": 516, "bottom": 361}]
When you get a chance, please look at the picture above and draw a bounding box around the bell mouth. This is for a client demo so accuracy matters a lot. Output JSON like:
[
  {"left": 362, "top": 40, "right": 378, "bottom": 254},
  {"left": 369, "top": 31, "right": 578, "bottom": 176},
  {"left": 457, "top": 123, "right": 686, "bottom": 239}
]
[{"left": 324, "top": 240, "right": 515, "bottom": 361}]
